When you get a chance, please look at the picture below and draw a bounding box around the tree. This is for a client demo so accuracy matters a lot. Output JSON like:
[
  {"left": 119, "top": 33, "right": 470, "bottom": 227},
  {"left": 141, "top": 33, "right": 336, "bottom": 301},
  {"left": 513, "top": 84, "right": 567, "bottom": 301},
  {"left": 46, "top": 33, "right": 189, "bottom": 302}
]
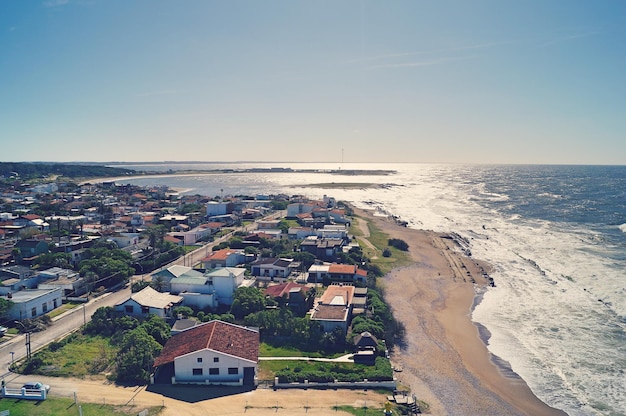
[
  {"left": 230, "top": 286, "right": 266, "bottom": 319},
  {"left": 143, "top": 225, "right": 166, "bottom": 250},
  {"left": 172, "top": 306, "right": 194, "bottom": 319},
  {"left": 141, "top": 314, "right": 171, "bottom": 346},
  {"left": 115, "top": 326, "right": 162, "bottom": 384},
  {"left": 0, "top": 298, "right": 13, "bottom": 319},
  {"left": 84, "top": 306, "right": 117, "bottom": 337}
]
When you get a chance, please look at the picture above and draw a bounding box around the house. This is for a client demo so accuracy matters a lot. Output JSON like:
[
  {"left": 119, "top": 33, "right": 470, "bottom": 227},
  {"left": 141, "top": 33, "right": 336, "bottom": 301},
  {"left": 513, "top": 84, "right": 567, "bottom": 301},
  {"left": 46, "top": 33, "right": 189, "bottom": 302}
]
[
  {"left": 310, "top": 283, "right": 355, "bottom": 335},
  {"left": 205, "top": 267, "right": 249, "bottom": 306},
  {"left": 206, "top": 202, "right": 233, "bottom": 217},
  {"left": 3, "top": 288, "right": 63, "bottom": 320},
  {"left": 107, "top": 233, "right": 140, "bottom": 248},
  {"left": 163, "top": 235, "right": 184, "bottom": 246},
  {"left": 250, "top": 258, "right": 297, "bottom": 279},
  {"left": 199, "top": 249, "right": 245, "bottom": 270},
  {"left": 150, "top": 265, "right": 195, "bottom": 292},
  {"left": 263, "top": 281, "right": 314, "bottom": 315},
  {"left": 327, "top": 263, "right": 368, "bottom": 284},
  {"left": 299, "top": 237, "right": 345, "bottom": 261},
  {"left": 317, "top": 224, "right": 348, "bottom": 239},
  {"left": 287, "top": 226, "right": 315, "bottom": 240},
  {"left": 169, "top": 270, "right": 217, "bottom": 310},
  {"left": 115, "top": 286, "right": 182, "bottom": 319},
  {"left": 152, "top": 320, "right": 259, "bottom": 386},
  {"left": 37, "top": 267, "right": 87, "bottom": 297},
  {"left": 0, "top": 265, "right": 39, "bottom": 294},
  {"left": 307, "top": 263, "right": 367, "bottom": 285},
  {"left": 14, "top": 239, "right": 48, "bottom": 263}
]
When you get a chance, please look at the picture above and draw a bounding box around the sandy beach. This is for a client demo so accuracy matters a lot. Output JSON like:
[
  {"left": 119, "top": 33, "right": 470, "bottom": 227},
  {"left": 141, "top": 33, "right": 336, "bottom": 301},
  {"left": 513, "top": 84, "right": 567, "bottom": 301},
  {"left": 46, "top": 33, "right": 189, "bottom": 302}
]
[{"left": 353, "top": 207, "right": 567, "bottom": 416}]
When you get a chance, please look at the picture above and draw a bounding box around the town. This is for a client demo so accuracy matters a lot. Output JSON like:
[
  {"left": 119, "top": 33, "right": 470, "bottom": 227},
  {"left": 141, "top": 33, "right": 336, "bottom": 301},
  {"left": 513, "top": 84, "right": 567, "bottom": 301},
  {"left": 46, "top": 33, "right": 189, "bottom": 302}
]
[{"left": 0, "top": 165, "right": 413, "bottom": 415}]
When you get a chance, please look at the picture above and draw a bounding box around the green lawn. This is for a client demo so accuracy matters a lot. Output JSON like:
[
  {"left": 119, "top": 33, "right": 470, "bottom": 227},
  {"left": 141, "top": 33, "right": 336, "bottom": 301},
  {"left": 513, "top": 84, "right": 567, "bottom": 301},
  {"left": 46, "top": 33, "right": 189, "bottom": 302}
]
[
  {"left": 46, "top": 302, "right": 82, "bottom": 319},
  {"left": 0, "top": 397, "right": 162, "bottom": 416},
  {"left": 259, "top": 343, "right": 307, "bottom": 357}
]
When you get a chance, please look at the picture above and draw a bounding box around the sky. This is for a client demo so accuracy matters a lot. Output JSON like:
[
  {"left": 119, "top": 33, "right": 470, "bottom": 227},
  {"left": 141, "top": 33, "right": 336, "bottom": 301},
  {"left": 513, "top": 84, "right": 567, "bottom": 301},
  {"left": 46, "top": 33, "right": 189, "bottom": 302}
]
[{"left": 1, "top": 1, "right": 625, "bottom": 165}]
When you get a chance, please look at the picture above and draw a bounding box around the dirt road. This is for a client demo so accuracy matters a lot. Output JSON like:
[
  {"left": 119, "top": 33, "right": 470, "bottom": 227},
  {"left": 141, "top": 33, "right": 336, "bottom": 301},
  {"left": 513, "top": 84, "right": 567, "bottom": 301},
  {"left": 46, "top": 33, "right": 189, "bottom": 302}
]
[{"left": 4, "top": 373, "right": 388, "bottom": 415}]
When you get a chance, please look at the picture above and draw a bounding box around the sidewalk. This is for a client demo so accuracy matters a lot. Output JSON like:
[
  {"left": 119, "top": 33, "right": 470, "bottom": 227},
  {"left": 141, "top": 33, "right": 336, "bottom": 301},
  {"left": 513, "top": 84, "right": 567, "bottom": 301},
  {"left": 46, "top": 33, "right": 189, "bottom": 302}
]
[{"left": 258, "top": 353, "right": 354, "bottom": 363}]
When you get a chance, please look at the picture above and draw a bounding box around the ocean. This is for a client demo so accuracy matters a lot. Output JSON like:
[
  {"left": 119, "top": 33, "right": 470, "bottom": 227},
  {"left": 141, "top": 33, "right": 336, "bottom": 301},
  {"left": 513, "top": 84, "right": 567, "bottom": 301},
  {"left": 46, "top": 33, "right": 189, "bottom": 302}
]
[{"left": 111, "top": 162, "right": 626, "bottom": 416}]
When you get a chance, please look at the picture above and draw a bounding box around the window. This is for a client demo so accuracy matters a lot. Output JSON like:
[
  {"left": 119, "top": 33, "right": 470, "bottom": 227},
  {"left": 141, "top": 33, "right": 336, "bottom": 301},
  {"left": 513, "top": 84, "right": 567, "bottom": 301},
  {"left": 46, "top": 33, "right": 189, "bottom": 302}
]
[
  {"left": 31, "top": 307, "right": 37, "bottom": 317},
  {"left": 209, "top": 368, "right": 219, "bottom": 375},
  {"left": 53, "top": 299, "right": 58, "bottom": 308},
  {"left": 197, "top": 357, "right": 203, "bottom": 363},
  {"left": 213, "top": 357, "right": 219, "bottom": 363},
  {"left": 141, "top": 306, "right": 149, "bottom": 314},
  {"left": 228, "top": 367, "right": 238, "bottom": 375},
  {"left": 125, "top": 305, "right": 133, "bottom": 313},
  {"left": 42, "top": 303, "right": 48, "bottom": 313},
  {"left": 192, "top": 368, "right": 203, "bottom": 376}
]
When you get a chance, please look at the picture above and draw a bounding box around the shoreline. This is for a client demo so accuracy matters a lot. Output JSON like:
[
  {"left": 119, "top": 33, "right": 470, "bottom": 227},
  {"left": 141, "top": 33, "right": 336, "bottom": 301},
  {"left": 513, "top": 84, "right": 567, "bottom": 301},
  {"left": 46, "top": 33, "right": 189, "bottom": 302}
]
[{"left": 354, "top": 207, "right": 566, "bottom": 416}]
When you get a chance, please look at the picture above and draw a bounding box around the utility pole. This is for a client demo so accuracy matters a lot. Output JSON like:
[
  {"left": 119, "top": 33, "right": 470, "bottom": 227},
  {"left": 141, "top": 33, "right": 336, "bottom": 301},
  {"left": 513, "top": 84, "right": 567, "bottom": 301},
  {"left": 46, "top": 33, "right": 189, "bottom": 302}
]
[{"left": 25, "top": 332, "right": 31, "bottom": 360}]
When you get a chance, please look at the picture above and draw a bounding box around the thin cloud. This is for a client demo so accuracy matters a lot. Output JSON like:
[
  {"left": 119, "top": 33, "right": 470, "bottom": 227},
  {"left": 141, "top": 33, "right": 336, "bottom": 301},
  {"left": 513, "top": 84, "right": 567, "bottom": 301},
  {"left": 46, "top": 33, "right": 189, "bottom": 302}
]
[
  {"left": 368, "top": 56, "right": 473, "bottom": 70},
  {"left": 540, "top": 30, "right": 602, "bottom": 47}
]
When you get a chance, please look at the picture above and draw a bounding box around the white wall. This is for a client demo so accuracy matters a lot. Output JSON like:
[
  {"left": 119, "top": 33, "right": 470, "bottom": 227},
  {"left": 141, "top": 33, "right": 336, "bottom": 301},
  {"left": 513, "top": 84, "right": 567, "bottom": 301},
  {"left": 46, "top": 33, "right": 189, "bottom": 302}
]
[{"left": 174, "top": 349, "right": 255, "bottom": 385}]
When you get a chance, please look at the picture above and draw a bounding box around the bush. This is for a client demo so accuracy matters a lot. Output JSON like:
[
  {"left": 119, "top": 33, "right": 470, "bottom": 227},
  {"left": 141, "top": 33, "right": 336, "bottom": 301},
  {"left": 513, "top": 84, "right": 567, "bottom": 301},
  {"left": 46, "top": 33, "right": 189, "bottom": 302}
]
[
  {"left": 388, "top": 238, "right": 409, "bottom": 251},
  {"left": 382, "top": 248, "right": 392, "bottom": 257}
]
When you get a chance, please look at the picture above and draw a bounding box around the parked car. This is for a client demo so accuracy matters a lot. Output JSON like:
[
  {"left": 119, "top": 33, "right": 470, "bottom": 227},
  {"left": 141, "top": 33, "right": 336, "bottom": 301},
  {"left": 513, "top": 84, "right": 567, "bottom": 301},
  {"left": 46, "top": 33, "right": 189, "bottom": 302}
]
[
  {"left": 22, "top": 381, "right": 50, "bottom": 393},
  {"left": 0, "top": 326, "right": 7, "bottom": 336}
]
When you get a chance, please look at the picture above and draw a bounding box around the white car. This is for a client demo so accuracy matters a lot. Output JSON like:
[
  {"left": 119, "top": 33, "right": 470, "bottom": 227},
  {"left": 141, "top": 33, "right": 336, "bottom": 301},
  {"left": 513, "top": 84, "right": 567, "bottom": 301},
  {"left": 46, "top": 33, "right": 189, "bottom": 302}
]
[
  {"left": 0, "top": 326, "right": 6, "bottom": 336},
  {"left": 22, "top": 381, "right": 50, "bottom": 393}
]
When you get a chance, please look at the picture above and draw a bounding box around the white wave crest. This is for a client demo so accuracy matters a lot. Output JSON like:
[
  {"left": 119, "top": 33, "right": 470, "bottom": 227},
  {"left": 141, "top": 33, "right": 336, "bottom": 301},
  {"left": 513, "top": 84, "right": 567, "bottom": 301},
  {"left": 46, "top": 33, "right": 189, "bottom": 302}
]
[{"left": 619, "top": 223, "right": 626, "bottom": 233}]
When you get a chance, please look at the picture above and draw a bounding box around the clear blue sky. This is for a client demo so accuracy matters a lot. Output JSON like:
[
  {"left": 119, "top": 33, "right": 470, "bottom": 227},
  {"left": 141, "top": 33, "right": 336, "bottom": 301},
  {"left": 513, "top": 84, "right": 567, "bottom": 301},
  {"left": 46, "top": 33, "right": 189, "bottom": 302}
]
[{"left": 1, "top": 1, "right": 625, "bottom": 164}]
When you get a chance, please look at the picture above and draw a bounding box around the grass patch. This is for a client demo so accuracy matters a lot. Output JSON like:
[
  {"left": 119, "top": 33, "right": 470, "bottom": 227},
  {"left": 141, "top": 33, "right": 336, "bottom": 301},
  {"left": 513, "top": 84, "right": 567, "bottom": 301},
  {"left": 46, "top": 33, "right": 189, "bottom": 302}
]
[
  {"left": 0, "top": 397, "right": 162, "bottom": 416},
  {"left": 362, "top": 222, "right": 412, "bottom": 274},
  {"left": 46, "top": 302, "right": 82, "bottom": 319},
  {"left": 335, "top": 405, "right": 399, "bottom": 415},
  {"left": 259, "top": 343, "right": 307, "bottom": 357},
  {"left": 18, "top": 332, "right": 117, "bottom": 378}
]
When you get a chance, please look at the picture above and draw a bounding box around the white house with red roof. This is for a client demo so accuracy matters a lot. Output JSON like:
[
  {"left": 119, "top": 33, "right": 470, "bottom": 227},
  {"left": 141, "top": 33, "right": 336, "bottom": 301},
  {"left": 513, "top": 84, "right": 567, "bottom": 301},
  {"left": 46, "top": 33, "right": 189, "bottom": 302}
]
[
  {"left": 199, "top": 248, "right": 246, "bottom": 270},
  {"left": 152, "top": 320, "right": 259, "bottom": 386}
]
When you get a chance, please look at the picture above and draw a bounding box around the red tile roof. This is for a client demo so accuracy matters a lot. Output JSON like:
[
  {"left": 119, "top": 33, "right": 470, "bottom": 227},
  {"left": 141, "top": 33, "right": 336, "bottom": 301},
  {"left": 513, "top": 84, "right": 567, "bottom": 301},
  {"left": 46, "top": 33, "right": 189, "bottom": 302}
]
[
  {"left": 153, "top": 320, "right": 259, "bottom": 367},
  {"left": 328, "top": 264, "right": 356, "bottom": 274},
  {"left": 264, "top": 282, "right": 308, "bottom": 298}
]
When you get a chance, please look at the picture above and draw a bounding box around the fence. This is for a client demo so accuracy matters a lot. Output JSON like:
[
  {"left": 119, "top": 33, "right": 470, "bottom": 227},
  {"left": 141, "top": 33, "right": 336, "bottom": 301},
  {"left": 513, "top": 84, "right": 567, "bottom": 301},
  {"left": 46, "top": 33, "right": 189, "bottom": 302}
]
[{"left": 1, "top": 386, "right": 47, "bottom": 400}]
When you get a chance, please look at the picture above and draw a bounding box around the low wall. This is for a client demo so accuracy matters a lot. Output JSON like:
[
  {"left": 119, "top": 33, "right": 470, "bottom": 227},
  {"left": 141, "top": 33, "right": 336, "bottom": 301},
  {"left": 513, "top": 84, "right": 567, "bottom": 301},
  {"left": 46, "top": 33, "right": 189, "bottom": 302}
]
[
  {"left": 1, "top": 386, "right": 47, "bottom": 400},
  {"left": 273, "top": 377, "right": 396, "bottom": 390}
]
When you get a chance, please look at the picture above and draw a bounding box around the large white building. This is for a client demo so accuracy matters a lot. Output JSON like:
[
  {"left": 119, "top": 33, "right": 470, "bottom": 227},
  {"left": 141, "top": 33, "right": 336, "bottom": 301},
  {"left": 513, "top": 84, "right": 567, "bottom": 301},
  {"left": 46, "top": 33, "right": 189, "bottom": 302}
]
[
  {"left": 5, "top": 288, "right": 63, "bottom": 321},
  {"left": 152, "top": 320, "right": 259, "bottom": 386}
]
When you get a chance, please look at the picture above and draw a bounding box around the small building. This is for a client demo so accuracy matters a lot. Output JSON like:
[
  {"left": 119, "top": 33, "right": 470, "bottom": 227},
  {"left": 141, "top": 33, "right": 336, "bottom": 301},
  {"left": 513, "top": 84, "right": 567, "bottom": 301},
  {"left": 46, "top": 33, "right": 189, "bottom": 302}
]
[
  {"left": 299, "top": 237, "right": 345, "bottom": 261},
  {"left": 199, "top": 249, "right": 245, "bottom": 270},
  {"left": 37, "top": 267, "right": 87, "bottom": 297},
  {"left": 170, "top": 271, "right": 217, "bottom": 310},
  {"left": 115, "top": 286, "right": 183, "bottom": 319},
  {"left": 263, "top": 281, "right": 314, "bottom": 315},
  {"left": 4, "top": 288, "right": 63, "bottom": 320},
  {"left": 205, "top": 267, "right": 248, "bottom": 306},
  {"left": 152, "top": 320, "right": 259, "bottom": 386},
  {"left": 353, "top": 331, "right": 379, "bottom": 365},
  {"left": 250, "top": 258, "right": 296, "bottom": 279},
  {"left": 310, "top": 284, "right": 355, "bottom": 335}
]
